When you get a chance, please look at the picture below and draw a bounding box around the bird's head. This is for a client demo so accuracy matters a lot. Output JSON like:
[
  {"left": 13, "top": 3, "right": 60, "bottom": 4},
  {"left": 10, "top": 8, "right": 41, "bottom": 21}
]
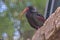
[
  {"left": 19, "top": 6, "right": 37, "bottom": 19},
  {"left": 28, "top": 6, "right": 37, "bottom": 12}
]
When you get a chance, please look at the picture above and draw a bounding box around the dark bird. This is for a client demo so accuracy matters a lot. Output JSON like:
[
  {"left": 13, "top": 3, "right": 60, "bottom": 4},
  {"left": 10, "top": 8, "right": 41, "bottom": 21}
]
[{"left": 20, "top": 6, "right": 46, "bottom": 30}]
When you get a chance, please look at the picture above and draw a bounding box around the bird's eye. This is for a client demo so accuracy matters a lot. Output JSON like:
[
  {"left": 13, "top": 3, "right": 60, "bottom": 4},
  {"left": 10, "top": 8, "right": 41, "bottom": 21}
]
[{"left": 32, "top": 8, "right": 37, "bottom": 12}]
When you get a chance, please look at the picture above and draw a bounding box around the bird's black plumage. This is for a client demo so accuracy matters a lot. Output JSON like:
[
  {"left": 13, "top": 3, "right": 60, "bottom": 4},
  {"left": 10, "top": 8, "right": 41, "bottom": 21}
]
[{"left": 26, "top": 6, "right": 45, "bottom": 29}]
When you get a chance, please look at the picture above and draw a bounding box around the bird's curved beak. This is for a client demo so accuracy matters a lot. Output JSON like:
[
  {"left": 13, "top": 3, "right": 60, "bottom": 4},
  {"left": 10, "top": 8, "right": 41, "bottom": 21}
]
[{"left": 19, "top": 7, "right": 29, "bottom": 19}]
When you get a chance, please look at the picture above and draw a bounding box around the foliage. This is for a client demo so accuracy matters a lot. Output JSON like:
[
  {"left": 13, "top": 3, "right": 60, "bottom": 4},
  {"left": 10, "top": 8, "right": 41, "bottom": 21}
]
[{"left": 0, "top": 0, "right": 47, "bottom": 39}]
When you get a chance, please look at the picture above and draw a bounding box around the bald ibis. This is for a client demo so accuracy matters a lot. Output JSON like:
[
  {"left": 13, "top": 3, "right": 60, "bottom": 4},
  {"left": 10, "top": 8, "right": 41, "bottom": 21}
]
[{"left": 20, "top": 6, "right": 45, "bottom": 30}]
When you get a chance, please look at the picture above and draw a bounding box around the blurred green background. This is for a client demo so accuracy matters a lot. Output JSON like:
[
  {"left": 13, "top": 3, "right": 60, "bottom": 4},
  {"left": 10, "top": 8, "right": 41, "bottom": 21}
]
[{"left": 0, "top": 0, "right": 47, "bottom": 40}]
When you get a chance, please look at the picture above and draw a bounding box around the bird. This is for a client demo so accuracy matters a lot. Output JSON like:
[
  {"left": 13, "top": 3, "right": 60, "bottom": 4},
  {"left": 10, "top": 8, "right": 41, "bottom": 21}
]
[{"left": 20, "top": 6, "right": 46, "bottom": 30}]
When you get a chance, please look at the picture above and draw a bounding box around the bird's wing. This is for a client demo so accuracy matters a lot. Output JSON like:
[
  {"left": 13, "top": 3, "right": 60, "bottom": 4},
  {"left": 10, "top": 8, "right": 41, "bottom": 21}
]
[
  {"left": 36, "top": 14, "right": 45, "bottom": 22},
  {"left": 32, "top": 13, "right": 45, "bottom": 27}
]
